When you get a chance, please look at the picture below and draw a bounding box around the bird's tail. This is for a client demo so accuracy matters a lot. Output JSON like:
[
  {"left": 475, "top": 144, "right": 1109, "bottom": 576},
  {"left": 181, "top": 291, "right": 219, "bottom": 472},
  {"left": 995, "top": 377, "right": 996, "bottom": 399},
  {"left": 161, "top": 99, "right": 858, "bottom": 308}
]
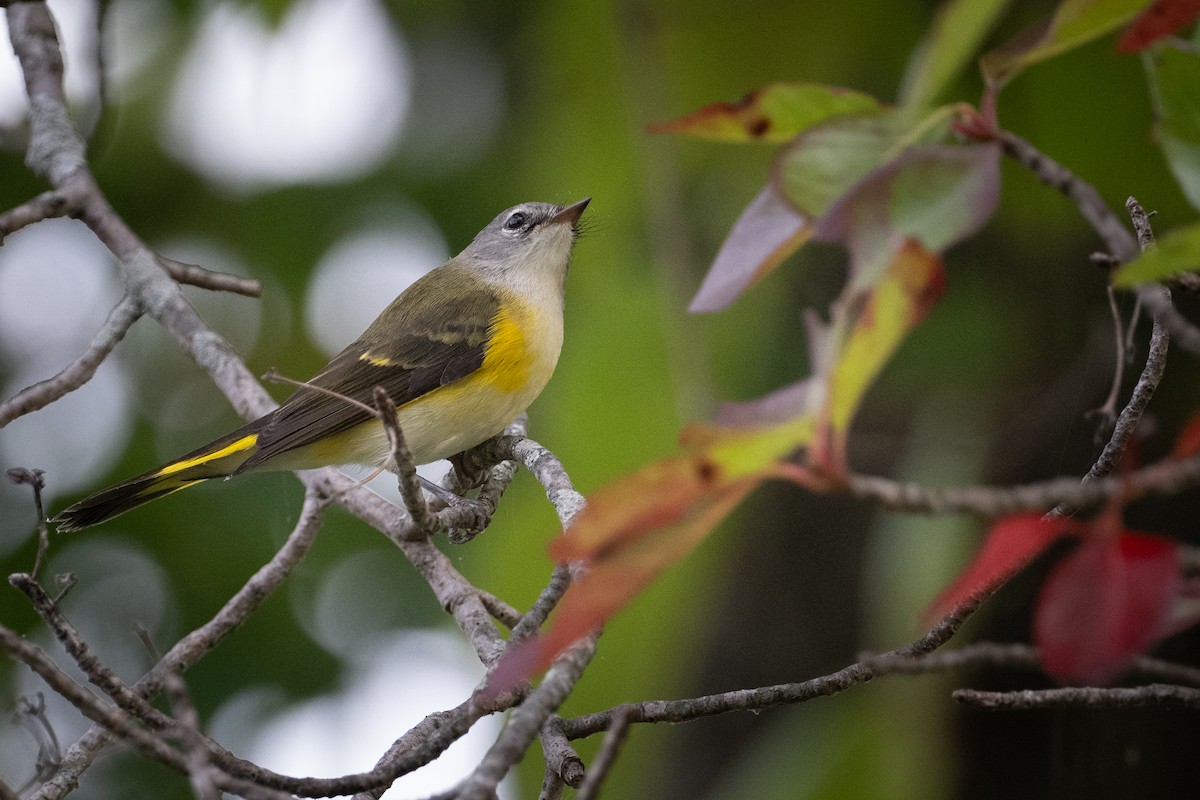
[{"left": 53, "top": 423, "right": 265, "bottom": 532}]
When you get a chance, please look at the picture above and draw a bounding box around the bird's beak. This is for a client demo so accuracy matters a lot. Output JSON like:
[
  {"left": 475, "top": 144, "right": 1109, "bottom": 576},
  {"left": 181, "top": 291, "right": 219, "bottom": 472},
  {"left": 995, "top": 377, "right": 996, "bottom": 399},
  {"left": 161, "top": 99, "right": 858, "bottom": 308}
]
[{"left": 549, "top": 197, "right": 590, "bottom": 227}]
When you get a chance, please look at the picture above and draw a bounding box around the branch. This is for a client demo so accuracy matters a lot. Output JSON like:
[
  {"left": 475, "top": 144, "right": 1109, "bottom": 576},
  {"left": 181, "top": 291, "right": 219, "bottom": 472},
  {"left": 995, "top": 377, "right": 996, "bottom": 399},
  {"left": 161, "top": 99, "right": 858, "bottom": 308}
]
[
  {"left": 1135, "top": 283, "right": 1200, "bottom": 359},
  {"left": 998, "top": 130, "right": 1138, "bottom": 261},
  {"left": 574, "top": 706, "right": 632, "bottom": 800},
  {"left": 954, "top": 684, "right": 1200, "bottom": 710},
  {"left": 842, "top": 451, "right": 1200, "bottom": 515},
  {"left": 0, "top": 188, "right": 74, "bottom": 239},
  {"left": 373, "top": 386, "right": 438, "bottom": 535},
  {"left": 1000, "top": 130, "right": 1200, "bottom": 360},
  {"left": 1049, "top": 198, "right": 1170, "bottom": 517},
  {"left": 458, "top": 637, "right": 599, "bottom": 800},
  {"left": 23, "top": 483, "right": 330, "bottom": 800},
  {"left": 157, "top": 255, "right": 262, "bottom": 298}
]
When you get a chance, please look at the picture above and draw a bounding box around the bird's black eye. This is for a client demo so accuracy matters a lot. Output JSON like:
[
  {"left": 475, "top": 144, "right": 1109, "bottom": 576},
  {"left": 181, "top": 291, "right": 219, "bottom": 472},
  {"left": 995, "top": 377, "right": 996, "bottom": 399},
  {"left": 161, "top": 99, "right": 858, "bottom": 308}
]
[{"left": 503, "top": 212, "right": 527, "bottom": 232}]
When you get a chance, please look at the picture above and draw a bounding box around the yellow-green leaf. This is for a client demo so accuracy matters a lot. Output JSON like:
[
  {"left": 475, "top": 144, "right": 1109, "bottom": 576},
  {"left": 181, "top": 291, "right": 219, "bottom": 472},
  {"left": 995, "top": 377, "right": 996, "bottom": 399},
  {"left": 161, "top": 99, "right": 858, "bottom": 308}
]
[
  {"left": 815, "top": 240, "right": 947, "bottom": 474},
  {"left": 1112, "top": 221, "right": 1200, "bottom": 285},
  {"left": 981, "top": 0, "right": 1151, "bottom": 88},
  {"left": 900, "top": 0, "right": 1014, "bottom": 113},
  {"left": 649, "top": 82, "right": 885, "bottom": 144}
]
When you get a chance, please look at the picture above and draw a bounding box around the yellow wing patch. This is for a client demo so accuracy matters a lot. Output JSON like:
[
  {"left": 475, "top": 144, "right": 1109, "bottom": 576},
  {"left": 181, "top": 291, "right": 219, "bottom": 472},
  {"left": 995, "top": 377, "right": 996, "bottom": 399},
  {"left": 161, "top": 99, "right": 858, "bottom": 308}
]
[
  {"left": 155, "top": 433, "right": 259, "bottom": 477},
  {"left": 359, "top": 351, "right": 392, "bottom": 367}
]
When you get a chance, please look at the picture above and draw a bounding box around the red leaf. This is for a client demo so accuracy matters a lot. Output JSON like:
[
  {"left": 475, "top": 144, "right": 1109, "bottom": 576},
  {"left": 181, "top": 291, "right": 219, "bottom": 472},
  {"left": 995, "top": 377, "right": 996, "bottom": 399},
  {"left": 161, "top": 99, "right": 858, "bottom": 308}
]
[
  {"left": 1035, "top": 532, "right": 1179, "bottom": 685},
  {"left": 1170, "top": 410, "right": 1200, "bottom": 459},
  {"left": 926, "top": 513, "right": 1079, "bottom": 622},
  {"left": 1117, "top": 0, "right": 1200, "bottom": 52}
]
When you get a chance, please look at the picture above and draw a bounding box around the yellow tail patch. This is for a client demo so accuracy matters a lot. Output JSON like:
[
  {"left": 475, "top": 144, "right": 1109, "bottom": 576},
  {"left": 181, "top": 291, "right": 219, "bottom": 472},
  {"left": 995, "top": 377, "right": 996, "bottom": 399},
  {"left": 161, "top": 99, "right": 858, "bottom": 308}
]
[{"left": 155, "top": 433, "right": 259, "bottom": 477}]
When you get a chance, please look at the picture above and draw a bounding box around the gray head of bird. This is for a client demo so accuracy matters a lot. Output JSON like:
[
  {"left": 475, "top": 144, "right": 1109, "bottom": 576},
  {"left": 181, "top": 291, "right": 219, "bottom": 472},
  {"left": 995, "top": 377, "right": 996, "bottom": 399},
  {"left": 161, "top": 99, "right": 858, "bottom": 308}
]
[{"left": 462, "top": 198, "right": 590, "bottom": 284}]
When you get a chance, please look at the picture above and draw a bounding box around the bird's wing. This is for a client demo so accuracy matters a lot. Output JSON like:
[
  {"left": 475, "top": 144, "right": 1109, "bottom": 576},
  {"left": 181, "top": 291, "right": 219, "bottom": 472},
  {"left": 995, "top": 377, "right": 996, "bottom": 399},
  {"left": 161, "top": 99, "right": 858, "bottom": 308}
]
[{"left": 238, "top": 283, "right": 498, "bottom": 471}]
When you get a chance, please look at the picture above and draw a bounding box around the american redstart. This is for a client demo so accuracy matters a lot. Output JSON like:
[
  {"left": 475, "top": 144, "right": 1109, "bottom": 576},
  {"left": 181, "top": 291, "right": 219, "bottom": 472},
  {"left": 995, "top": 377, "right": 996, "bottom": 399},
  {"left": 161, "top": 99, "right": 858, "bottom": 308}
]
[{"left": 54, "top": 198, "right": 590, "bottom": 531}]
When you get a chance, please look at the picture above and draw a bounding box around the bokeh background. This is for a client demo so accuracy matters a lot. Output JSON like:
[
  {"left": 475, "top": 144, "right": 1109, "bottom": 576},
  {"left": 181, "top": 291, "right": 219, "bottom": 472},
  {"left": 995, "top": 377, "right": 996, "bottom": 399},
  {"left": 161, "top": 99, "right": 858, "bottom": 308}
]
[{"left": 2, "top": 1, "right": 1199, "bottom": 798}]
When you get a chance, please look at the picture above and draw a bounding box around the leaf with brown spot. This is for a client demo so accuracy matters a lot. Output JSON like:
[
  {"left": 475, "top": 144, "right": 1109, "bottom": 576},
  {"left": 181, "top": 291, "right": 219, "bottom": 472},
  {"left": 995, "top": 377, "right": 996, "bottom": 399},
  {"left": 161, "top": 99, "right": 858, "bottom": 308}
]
[
  {"left": 811, "top": 239, "right": 948, "bottom": 475},
  {"left": 649, "top": 82, "right": 885, "bottom": 144}
]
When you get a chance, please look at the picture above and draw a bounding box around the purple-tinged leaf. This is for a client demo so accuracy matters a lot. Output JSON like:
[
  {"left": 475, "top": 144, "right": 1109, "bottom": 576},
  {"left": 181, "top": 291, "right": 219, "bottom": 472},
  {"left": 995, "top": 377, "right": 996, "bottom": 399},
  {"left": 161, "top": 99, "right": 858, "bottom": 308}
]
[{"left": 689, "top": 184, "right": 811, "bottom": 313}]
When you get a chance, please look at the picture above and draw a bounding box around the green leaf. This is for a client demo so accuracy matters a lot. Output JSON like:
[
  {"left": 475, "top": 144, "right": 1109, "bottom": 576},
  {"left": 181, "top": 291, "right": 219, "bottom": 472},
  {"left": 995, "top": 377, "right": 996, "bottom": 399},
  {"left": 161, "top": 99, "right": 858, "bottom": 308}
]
[
  {"left": 981, "top": 0, "right": 1151, "bottom": 88},
  {"left": 648, "top": 82, "right": 885, "bottom": 144},
  {"left": 1148, "top": 44, "right": 1200, "bottom": 212},
  {"left": 899, "top": 0, "right": 1014, "bottom": 113},
  {"left": 1112, "top": 221, "right": 1200, "bottom": 285},
  {"left": 815, "top": 143, "right": 1001, "bottom": 283},
  {"left": 774, "top": 113, "right": 909, "bottom": 219}
]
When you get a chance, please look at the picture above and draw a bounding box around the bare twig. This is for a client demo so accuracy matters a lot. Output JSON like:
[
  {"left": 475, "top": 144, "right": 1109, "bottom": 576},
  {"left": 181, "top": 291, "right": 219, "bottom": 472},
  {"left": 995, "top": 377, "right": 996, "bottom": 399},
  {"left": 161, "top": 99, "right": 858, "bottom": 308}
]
[
  {"left": 0, "top": 294, "right": 142, "bottom": 427},
  {"left": 24, "top": 484, "right": 330, "bottom": 800},
  {"left": 954, "top": 684, "right": 1200, "bottom": 710},
  {"left": 458, "top": 637, "right": 599, "bottom": 800},
  {"left": 1090, "top": 287, "right": 1126, "bottom": 430},
  {"left": 540, "top": 716, "right": 585, "bottom": 789},
  {"left": 1001, "top": 130, "right": 1200, "bottom": 359},
  {"left": 12, "top": 694, "right": 60, "bottom": 794},
  {"left": 1135, "top": 283, "right": 1200, "bottom": 358},
  {"left": 575, "top": 706, "right": 633, "bottom": 800},
  {"left": 135, "top": 628, "right": 221, "bottom": 800},
  {"left": 998, "top": 130, "right": 1138, "bottom": 261},
  {"left": 6, "top": 467, "right": 49, "bottom": 578},
  {"left": 0, "top": 188, "right": 74, "bottom": 239},
  {"left": 157, "top": 254, "right": 261, "bottom": 298},
  {"left": 538, "top": 769, "right": 566, "bottom": 800},
  {"left": 1048, "top": 198, "right": 1170, "bottom": 517},
  {"left": 842, "top": 451, "right": 1200, "bottom": 515},
  {"left": 373, "top": 386, "right": 437, "bottom": 535},
  {"left": 1127, "top": 196, "right": 1157, "bottom": 251}
]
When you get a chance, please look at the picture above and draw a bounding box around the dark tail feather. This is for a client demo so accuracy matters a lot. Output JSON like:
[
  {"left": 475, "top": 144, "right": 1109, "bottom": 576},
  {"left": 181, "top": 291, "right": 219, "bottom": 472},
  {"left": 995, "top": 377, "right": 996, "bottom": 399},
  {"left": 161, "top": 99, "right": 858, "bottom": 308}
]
[
  {"left": 53, "top": 474, "right": 206, "bottom": 532},
  {"left": 53, "top": 423, "right": 265, "bottom": 532}
]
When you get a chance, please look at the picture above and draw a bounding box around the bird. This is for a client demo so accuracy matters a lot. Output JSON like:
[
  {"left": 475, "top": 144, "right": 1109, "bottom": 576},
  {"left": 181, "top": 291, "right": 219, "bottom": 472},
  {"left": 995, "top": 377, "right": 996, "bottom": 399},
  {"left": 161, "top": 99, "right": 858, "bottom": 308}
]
[{"left": 54, "top": 198, "right": 590, "bottom": 531}]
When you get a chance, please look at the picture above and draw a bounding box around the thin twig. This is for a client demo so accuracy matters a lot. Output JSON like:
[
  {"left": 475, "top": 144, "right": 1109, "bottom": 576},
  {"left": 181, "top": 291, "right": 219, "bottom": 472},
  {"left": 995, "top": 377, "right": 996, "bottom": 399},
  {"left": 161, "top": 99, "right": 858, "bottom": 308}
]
[
  {"left": 1136, "top": 283, "right": 1200, "bottom": 358},
  {"left": 842, "top": 451, "right": 1200, "bottom": 516},
  {"left": 998, "top": 130, "right": 1138, "bottom": 261},
  {"left": 0, "top": 188, "right": 75, "bottom": 240},
  {"left": 6, "top": 467, "right": 49, "bottom": 578},
  {"left": 1090, "top": 286, "right": 1126, "bottom": 429},
  {"left": 538, "top": 769, "right": 566, "bottom": 800},
  {"left": 575, "top": 706, "right": 633, "bottom": 800},
  {"left": 954, "top": 684, "right": 1200, "bottom": 710},
  {"left": 0, "top": 293, "right": 142, "bottom": 427},
  {"left": 25, "top": 485, "right": 330, "bottom": 800},
  {"left": 458, "top": 637, "right": 599, "bottom": 800},
  {"left": 1048, "top": 200, "right": 1171, "bottom": 517},
  {"left": 540, "top": 716, "right": 585, "bottom": 789},
  {"left": 136, "top": 628, "right": 221, "bottom": 800},
  {"left": 373, "top": 386, "right": 437, "bottom": 534},
  {"left": 158, "top": 254, "right": 261, "bottom": 298}
]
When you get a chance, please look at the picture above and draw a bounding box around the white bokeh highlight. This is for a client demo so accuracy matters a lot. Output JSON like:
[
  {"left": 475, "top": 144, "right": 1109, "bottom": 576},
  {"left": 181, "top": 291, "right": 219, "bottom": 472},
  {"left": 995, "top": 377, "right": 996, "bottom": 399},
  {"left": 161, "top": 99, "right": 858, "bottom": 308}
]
[
  {"left": 0, "top": 218, "right": 132, "bottom": 502},
  {"left": 211, "top": 630, "right": 511, "bottom": 798},
  {"left": 303, "top": 211, "right": 448, "bottom": 357},
  {"left": 165, "top": 0, "right": 410, "bottom": 191}
]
